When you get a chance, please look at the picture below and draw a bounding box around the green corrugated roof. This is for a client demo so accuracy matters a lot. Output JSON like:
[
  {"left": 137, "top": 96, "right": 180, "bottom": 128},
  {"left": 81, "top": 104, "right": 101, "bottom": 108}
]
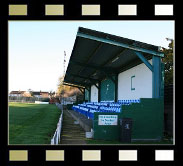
[{"left": 64, "top": 27, "right": 164, "bottom": 88}]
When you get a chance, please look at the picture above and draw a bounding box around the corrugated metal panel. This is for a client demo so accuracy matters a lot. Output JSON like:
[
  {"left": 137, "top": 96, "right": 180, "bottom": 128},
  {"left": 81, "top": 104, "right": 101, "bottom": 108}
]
[{"left": 78, "top": 27, "right": 160, "bottom": 52}]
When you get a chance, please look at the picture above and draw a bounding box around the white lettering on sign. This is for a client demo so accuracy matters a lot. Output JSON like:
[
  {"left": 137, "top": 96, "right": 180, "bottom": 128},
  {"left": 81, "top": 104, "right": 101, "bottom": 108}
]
[{"left": 98, "top": 115, "right": 118, "bottom": 125}]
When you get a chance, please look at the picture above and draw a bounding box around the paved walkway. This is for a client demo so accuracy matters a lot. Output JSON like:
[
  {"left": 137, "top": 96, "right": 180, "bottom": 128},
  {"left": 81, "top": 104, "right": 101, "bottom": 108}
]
[{"left": 60, "top": 109, "right": 87, "bottom": 144}]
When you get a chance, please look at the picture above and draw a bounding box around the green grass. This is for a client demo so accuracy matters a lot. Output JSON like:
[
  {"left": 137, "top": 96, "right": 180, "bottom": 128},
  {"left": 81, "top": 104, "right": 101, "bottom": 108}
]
[{"left": 9, "top": 102, "right": 61, "bottom": 145}]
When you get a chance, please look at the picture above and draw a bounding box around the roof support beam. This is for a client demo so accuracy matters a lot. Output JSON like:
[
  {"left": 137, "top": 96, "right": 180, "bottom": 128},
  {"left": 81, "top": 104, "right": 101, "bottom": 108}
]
[
  {"left": 78, "top": 87, "right": 84, "bottom": 94},
  {"left": 63, "top": 83, "right": 85, "bottom": 89},
  {"left": 87, "top": 48, "right": 127, "bottom": 80},
  {"left": 68, "top": 74, "right": 100, "bottom": 82},
  {"left": 70, "top": 60, "right": 117, "bottom": 74},
  {"left": 94, "top": 84, "right": 99, "bottom": 89},
  {"left": 64, "top": 79, "right": 91, "bottom": 88},
  {"left": 117, "top": 55, "right": 152, "bottom": 73},
  {"left": 77, "top": 32, "right": 164, "bottom": 57},
  {"left": 101, "top": 71, "right": 116, "bottom": 84},
  {"left": 78, "top": 43, "right": 103, "bottom": 75},
  {"left": 132, "top": 52, "right": 162, "bottom": 98},
  {"left": 134, "top": 51, "right": 153, "bottom": 72},
  {"left": 88, "top": 80, "right": 99, "bottom": 89}
]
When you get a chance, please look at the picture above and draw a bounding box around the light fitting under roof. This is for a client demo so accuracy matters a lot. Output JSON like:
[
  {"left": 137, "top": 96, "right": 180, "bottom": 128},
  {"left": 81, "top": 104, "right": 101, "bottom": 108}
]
[{"left": 111, "top": 56, "right": 119, "bottom": 63}]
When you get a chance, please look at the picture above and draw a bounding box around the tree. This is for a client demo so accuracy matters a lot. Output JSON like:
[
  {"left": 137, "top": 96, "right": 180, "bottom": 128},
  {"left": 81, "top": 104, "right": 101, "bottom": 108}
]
[
  {"left": 162, "top": 38, "right": 174, "bottom": 86},
  {"left": 57, "top": 75, "right": 78, "bottom": 97},
  {"left": 27, "top": 88, "right": 34, "bottom": 97},
  {"left": 49, "top": 90, "right": 55, "bottom": 98},
  {"left": 57, "top": 74, "right": 83, "bottom": 100}
]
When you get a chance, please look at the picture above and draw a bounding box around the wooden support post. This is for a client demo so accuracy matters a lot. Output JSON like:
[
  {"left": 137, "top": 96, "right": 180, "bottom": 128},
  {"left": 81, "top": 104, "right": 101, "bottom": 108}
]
[
  {"left": 89, "top": 86, "right": 91, "bottom": 102},
  {"left": 84, "top": 88, "right": 86, "bottom": 101},
  {"left": 98, "top": 81, "right": 101, "bottom": 102},
  {"left": 115, "top": 74, "right": 118, "bottom": 102},
  {"left": 152, "top": 56, "right": 161, "bottom": 98}
]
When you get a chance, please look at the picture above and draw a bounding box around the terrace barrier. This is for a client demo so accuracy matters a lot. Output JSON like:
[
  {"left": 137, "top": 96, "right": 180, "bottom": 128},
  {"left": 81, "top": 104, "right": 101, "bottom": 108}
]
[{"left": 50, "top": 103, "right": 63, "bottom": 145}]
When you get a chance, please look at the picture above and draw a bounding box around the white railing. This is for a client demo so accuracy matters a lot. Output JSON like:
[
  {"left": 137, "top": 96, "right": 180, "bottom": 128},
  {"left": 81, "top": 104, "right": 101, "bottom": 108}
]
[
  {"left": 51, "top": 103, "right": 63, "bottom": 145},
  {"left": 56, "top": 102, "right": 63, "bottom": 110}
]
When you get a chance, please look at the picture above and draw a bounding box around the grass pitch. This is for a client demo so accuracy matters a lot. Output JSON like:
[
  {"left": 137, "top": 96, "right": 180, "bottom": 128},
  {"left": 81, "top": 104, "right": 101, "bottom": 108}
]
[{"left": 9, "top": 102, "right": 61, "bottom": 145}]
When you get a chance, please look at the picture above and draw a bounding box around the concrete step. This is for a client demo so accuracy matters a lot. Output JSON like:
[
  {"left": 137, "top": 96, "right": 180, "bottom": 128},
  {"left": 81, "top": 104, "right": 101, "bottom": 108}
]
[
  {"left": 60, "top": 109, "right": 87, "bottom": 145},
  {"left": 67, "top": 110, "right": 93, "bottom": 132}
]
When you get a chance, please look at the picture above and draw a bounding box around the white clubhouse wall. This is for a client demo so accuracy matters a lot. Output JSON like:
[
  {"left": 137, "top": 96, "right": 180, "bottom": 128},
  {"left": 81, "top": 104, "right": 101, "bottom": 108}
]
[
  {"left": 90, "top": 84, "right": 98, "bottom": 102},
  {"left": 118, "top": 60, "right": 152, "bottom": 100}
]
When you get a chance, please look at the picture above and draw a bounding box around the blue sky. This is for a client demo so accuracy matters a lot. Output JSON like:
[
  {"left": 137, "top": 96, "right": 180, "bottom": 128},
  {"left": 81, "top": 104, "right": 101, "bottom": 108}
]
[{"left": 8, "top": 21, "right": 174, "bottom": 92}]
